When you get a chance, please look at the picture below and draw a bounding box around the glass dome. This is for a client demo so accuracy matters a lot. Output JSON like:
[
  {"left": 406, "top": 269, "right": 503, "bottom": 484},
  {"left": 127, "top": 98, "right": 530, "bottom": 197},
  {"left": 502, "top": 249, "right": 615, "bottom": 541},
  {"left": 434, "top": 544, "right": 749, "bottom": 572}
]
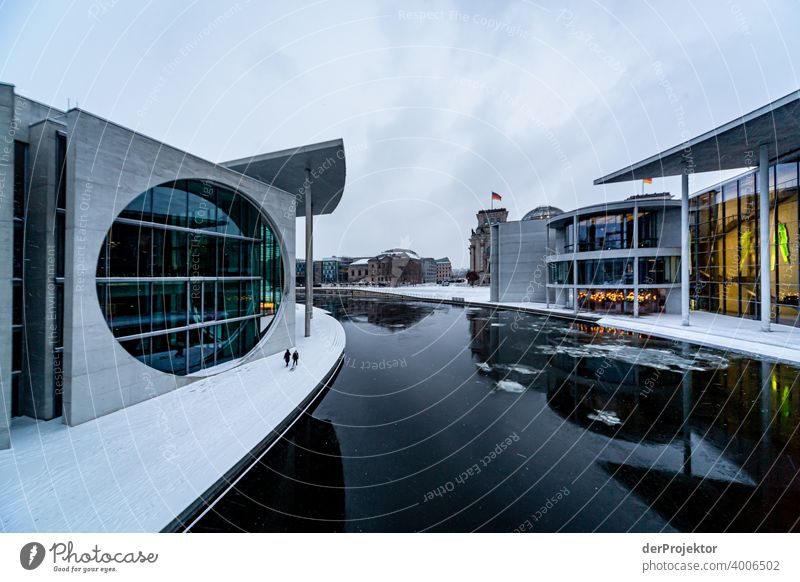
[{"left": 522, "top": 205, "right": 563, "bottom": 221}]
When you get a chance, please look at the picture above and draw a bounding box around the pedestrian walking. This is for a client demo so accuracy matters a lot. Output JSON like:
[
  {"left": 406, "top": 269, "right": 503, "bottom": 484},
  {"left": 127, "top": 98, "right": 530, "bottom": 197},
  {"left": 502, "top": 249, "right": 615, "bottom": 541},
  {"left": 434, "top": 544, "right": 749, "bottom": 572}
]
[
  {"left": 291, "top": 349, "right": 299, "bottom": 369},
  {"left": 283, "top": 349, "right": 291, "bottom": 367}
]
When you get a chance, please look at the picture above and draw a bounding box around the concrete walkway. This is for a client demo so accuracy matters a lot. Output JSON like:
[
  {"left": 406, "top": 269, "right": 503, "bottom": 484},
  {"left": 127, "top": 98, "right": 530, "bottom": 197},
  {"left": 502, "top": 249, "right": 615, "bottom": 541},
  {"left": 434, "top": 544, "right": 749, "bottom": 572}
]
[
  {"left": 0, "top": 306, "right": 345, "bottom": 533},
  {"left": 332, "top": 284, "right": 800, "bottom": 365}
]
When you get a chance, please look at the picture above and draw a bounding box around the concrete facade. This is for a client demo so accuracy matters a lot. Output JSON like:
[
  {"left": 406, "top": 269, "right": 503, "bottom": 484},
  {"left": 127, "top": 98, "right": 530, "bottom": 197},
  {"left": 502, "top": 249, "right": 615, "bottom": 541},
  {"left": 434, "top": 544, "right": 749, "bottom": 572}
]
[
  {"left": 489, "top": 219, "right": 549, "bottom": 303},
  {"left": 1, "top": 83, "right": 343, "bottom": 449}
]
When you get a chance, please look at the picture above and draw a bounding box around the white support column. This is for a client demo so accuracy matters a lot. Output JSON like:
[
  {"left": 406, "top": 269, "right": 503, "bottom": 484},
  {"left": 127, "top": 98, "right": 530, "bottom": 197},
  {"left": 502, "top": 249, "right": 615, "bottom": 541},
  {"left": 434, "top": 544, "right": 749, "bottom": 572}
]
[
  {"left": 304, "top": 169, "right": 312, "bottom": 337},
  {"left": 545, "top": 223, "right": 550, "bottom": 309},
  {"left": 681, "top": 172, "right": 690, "bottom": 326},
  {"left": 633, "top": 198, "right": 639, "bottom": 318},
  {"left": 759, "top": 144, "right": 771, "bottom": 332},
  {"left": 573, "top": 214, "right": 579, "bottom": 314}
]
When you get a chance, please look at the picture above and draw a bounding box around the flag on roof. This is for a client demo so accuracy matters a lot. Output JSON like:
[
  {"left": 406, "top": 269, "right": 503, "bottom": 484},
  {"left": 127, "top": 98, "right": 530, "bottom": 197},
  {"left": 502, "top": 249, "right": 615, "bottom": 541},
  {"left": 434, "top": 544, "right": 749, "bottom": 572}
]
[
  {"left": 491, "top": 192, "right": 502, "bottom": 201},
  {"left": 642, "top": 178, "right": 653, "bottom": 184}
]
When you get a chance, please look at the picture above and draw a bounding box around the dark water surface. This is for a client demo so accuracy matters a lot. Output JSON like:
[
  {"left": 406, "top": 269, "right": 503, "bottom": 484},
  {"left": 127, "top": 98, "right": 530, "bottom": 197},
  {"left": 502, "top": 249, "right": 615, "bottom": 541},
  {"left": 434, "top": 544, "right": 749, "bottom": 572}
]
[{"left": 192, "top": 296, "right": 800, "bottom": 532}]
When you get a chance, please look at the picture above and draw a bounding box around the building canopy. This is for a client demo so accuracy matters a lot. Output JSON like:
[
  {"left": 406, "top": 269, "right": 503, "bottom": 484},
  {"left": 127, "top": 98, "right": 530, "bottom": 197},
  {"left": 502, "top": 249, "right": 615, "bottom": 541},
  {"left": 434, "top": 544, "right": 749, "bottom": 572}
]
[
  {"left": 223, "top": 138, "right": 346, "bottom": 216},
  {"left": 594, "top": 90, "right": 800, "bottom": 185}
]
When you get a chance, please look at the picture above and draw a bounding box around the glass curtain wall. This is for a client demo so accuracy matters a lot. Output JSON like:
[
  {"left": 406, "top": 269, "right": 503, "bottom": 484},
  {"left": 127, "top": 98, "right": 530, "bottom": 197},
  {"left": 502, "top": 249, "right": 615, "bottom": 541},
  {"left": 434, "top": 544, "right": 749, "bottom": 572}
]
[
  {"left": 96, "top": 180, "right": 284, "bottom": 375},
  {"left": 690, "top": 163, "right": 800, "bottom": 326},
  {"left": 571, "top": 210, "right": 662, "bottom": 252}
]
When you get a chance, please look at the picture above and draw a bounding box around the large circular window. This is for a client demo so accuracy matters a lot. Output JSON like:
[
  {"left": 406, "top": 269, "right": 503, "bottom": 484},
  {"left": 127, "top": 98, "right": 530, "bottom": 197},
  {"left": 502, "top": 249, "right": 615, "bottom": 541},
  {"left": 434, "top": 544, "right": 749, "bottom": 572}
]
[{"left": 96, "top": 179, "right": 283, "bottom": 375}]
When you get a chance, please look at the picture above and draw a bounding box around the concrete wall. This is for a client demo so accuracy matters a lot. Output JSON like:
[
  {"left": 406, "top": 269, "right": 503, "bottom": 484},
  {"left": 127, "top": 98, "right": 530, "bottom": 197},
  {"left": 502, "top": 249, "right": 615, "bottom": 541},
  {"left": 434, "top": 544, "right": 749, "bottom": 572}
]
[
  {"left": 0, "top": 83, "right": 13, "bottom": 448},
  {"left": 22, "top": 119, "right": 64, "bottom": 420},
  {"left": 61, "top": 110, "right": 296, "bottom": 426},
  {"left": 490, "top": 220, "right": 548, "bottom": 303}
]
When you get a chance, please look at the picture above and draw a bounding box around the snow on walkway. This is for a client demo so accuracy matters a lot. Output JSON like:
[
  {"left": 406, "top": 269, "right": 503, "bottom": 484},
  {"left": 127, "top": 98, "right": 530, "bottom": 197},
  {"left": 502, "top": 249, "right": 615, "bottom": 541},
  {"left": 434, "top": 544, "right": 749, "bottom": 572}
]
[
  {"left": 0, "top": 306, "right": 344, "bottom": 533},
  {"left": 599, "top": 311, "right": 800, "bottom": 366}
]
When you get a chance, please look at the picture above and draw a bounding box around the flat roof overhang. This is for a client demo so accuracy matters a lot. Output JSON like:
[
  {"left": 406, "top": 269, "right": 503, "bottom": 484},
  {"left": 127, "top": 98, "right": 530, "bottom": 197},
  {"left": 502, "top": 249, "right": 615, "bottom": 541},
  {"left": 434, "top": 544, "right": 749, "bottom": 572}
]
[
  {"left": 594, "top": 90, "right": 800, "bottom": 185},
  {"left": 223, "top": 138, "right": 346, "bottom": 216}
]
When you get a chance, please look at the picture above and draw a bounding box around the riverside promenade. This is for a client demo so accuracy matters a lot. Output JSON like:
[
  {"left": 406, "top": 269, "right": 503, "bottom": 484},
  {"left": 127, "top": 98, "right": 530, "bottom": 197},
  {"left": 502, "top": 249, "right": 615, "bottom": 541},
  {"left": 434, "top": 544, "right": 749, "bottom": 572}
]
[
  {"left": 327, "top": 284, "right": 800, "bottom": 366},
  {"left": 0, "top": 306, "right": 344, "bottom": 532}
]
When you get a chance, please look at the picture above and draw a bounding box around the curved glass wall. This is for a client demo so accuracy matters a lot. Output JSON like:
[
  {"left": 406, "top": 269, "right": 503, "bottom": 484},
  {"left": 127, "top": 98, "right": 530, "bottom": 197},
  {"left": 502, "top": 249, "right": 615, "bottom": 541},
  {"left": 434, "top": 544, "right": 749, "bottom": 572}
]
[
  {"left": 96, "top": 180, "right": 283, "bottom": 375},
  {"left": 563, "top": 209, "right": 664, "bottom": 252}
]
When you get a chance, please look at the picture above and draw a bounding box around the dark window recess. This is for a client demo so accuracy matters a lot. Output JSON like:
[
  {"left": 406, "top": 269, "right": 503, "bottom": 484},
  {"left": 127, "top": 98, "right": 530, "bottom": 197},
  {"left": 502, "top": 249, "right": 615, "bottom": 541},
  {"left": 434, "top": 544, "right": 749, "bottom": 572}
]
[
  {"left": 14, "top": 141, "right": 27, "bottom": 219},
  {"left": 56, "top": 133, "right": 67, "bottom": 210}
]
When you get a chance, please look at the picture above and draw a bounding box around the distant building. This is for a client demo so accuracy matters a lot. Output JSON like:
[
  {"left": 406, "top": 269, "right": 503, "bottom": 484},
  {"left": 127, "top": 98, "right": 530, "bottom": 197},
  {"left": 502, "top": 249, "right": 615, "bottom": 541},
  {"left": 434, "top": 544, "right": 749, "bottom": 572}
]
[
  {"left": 295, "top": 259, "right": 321, "bottom": 286},
  {"left": 469, "top": 208, "right": 508, "bottom": 284},
  {"left": 421, "top": 257, "right": 437, "bottom": 283},
  {"left": 348, "top": 258, "right": 370, "bottom": 283},
  {"left": 435, "top": 258, "right": 452, "bottom": 282},
  {"left": 319, "top": 257, "right": 341, "bottom": 284}
]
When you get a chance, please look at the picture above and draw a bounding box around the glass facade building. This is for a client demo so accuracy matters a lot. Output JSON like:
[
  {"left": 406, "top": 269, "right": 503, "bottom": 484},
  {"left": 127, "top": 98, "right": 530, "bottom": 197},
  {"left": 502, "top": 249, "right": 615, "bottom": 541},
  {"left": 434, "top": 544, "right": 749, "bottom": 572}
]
[
  {"left": 690, "top": 162, "right": 799, "bottom": 326},
  {"left": 546, "top": 197, "right": 682, "bottom": 316},
  {"left": 96, "top": 179, "right": 284, "bottom": 375}
]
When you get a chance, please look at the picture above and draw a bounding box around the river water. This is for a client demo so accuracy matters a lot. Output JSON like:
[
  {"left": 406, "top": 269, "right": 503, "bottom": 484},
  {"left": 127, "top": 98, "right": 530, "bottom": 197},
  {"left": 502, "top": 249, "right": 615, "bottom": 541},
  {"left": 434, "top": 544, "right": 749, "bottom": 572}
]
[{"left": 192, "top": 296, "right": 800, "bottom": 532}]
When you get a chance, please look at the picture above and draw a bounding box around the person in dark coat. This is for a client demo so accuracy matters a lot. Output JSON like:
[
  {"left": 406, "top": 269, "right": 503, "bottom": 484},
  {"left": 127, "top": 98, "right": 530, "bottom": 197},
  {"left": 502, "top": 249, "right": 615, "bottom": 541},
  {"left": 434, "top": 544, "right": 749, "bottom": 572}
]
[
  {"left": 291, "top": 350, "right": 299, "bottom": 369},
  {"left": 283, "top": 349, "right": 291, "bottom": 367}
]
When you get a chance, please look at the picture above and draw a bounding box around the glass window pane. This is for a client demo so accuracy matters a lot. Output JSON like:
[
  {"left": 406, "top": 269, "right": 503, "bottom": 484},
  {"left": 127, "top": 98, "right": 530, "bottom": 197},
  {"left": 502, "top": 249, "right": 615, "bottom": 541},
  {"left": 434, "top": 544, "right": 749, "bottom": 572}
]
[
  {"left": 151, "top": 181, "right": 188, "bottom": 226},
  {"left": 107, "top": 223, "right": 152, "bottom": 277},
  {"left": 152, "top": 229, "right": 187, "bottom": 277},
  {"left": 152, "top": 282, "right": 187, "bottom": 331},
  {"left": 150, "top": 332, "right": 187, "bottom": 375},
  {"left": 107, "top": 282, "right": 150, "bottom": 336},
  {"left": 188, "top": 232, "right": 217, "bottom": 277}
]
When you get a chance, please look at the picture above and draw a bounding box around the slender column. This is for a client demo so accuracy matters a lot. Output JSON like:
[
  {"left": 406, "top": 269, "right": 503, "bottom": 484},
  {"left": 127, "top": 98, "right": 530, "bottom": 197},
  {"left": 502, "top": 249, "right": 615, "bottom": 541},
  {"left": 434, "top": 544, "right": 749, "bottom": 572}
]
[
  {"left": 545, "top": 223, "right": 550, "bottom": 309},
  {"left": 304, "top": 169, "right": 312, "bottom": 337},
  {"left": 759, "top": 144, "right": 771, "bottom": 332},
  {"left": 573, "top": 214, "right": 579, "bottom": 313},
  {"left": 633, "top": 199, "right": 639, "bottom": 318},
  {"left": 681, "top": 172, "right": 690, "bottom": 326}
]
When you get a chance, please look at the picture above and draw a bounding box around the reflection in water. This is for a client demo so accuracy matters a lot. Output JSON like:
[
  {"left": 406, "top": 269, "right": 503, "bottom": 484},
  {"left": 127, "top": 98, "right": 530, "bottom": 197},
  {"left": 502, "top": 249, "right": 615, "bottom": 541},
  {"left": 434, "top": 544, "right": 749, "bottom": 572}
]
[
  {"left": 470, "top": 309, "right": 800, "bottom": 531},
  {"left": 191, "top": 416, "right": 345, "bottom": 532},
  {"left": 195, "top": 297, "right": 800, "bottom": 532}
]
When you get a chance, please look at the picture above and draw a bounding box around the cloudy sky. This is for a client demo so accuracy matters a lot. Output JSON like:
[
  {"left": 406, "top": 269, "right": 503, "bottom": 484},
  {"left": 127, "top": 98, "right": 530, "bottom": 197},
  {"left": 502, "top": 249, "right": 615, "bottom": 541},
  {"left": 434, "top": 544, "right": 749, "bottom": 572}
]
[{"left": 2, "top": 1, "right": 799, "bottom": 268}]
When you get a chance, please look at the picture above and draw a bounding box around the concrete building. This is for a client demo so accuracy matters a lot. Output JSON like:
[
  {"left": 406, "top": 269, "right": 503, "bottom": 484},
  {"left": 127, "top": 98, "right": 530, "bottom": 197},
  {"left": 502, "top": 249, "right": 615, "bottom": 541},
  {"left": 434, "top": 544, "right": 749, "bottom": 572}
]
[
  {"left": 366, "top": 249, "right": 423, "bottom": 286},
  {"left": 595, "top": 88, "right": 800, "bottom": 331},
  {"left": 489, "top": 206, "right": 562, "bottom": 303},
  {"left": 545, "top": 195, "right": 681, "bottom": 315},
  {"left": 421, "top": 257, "right": 437, "bottom": 284},
  {"left": 469, "top": 208, "right": 508, "bottom": 284},
  {"left": 348, "top": 258, "right": 370, "bottom": 283},
  {"left": 435, "top": 257, "right": 453, "bottom": 282},
  {"left": 0, "top": 82, "right": 346, "bottom": 450}
]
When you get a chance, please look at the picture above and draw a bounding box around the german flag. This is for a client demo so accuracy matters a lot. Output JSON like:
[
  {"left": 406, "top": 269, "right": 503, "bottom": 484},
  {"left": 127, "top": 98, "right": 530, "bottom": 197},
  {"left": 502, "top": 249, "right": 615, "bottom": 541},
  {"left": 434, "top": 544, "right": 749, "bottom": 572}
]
[
  {"left": 491, "top": 192, "right": 502, "bottom": 201},
  {"left": 642, "top": 178, "right": 653, "bottom": 184}
]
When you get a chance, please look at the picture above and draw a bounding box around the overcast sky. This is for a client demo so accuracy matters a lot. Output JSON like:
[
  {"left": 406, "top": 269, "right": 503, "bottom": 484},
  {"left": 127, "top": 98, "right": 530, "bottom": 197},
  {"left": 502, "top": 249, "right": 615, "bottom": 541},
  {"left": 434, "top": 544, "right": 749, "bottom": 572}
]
[{"left": 2, "top": 1, "right": 799, "bottom": 268}]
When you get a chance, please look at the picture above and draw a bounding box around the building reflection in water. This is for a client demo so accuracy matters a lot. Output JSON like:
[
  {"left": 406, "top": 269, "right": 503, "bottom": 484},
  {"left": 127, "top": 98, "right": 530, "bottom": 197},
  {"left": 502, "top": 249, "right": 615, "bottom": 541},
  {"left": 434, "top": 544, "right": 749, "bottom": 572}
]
[
  {"left": 467, "top": 309, "right": 800, "bottom": 532},
  {"left": 190, "top": 414, "right": 346, "bottom": 532},
  {"left": 307, "top": 294, "right": 436, "bottom": 331}
]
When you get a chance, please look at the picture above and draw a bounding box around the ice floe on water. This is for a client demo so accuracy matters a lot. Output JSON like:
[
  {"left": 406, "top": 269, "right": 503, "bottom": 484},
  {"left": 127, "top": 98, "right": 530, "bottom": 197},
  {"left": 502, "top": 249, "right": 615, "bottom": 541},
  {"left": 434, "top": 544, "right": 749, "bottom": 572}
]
[
  {"left": 495, "top": 380, "right": 527, "bottom": 393},
  {"left": 588, "top": 409, "right": 622, "bottom": 426},
  {"left": 494, "top": 363, "right": 542, "bottom": 376},
  {"left": 475, "top": 362, "right": 543, "bottom": 377},
  {"left": 537, "top": 341, "right": 728, "bottom": 372}
]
